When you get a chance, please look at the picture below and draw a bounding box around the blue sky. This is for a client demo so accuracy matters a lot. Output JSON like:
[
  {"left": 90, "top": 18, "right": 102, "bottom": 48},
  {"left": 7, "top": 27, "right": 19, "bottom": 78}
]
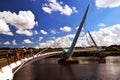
[{"left": 0, "top": 0, "right": 120, "bottom": 48}]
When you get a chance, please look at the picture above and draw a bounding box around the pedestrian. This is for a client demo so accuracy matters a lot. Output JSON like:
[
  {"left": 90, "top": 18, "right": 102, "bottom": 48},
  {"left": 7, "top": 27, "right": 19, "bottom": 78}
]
[{"left": 23, "top": 48, "right": 27, "bottom": 57}]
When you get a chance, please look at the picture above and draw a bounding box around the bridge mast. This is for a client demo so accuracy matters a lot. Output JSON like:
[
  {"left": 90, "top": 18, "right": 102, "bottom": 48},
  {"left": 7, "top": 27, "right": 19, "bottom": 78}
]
[
  {"left": 88, "top": 31, "right": 98, "bottom": 49},
  {"left": 58, "top": 4, "right": 90, "bottom": 64},
  {"left": 67, "top": 4, "right": 90, "bottom": 58},
  {"left": 87, "top": 31, "right": 106, "bottom": 58}
]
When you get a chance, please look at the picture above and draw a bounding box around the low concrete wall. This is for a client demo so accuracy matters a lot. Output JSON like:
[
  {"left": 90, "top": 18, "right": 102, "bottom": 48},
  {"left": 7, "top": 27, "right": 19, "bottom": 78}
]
[
  {"left": 0, "top": 59, "right": 24, "bottom": 80},
  {"left": 0, "top": 51, "right": 61, "bottom": 80}
]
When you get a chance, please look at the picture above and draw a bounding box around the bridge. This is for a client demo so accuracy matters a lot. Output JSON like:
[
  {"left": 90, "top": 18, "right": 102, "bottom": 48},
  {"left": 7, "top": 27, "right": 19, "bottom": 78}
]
[
  {"left": 0, "top": 3, "right": 115, "bottom": 80},
  {"left": 12, "top": 49, "right": 120, "bottom": 80},
  {"left": 1, "top": 45, "right": 120, "bottom": 80},
  {"left": 0, "top": 47, "right": 105, "bottom": 80},
  {"left": 0, "top": 4, "right": 105, "bottom": 80}
]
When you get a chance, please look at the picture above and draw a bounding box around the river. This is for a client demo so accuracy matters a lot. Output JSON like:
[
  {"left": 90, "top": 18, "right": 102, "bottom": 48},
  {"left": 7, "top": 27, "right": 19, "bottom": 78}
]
[{"left": 13, "top": 56, "right": 120, "bottom": 80}]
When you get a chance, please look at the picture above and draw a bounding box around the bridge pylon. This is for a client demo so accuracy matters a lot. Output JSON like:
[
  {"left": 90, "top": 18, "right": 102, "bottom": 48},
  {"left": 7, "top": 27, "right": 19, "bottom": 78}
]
[{"left": 58, "top": 4, "right": 90, "bottom": 64}]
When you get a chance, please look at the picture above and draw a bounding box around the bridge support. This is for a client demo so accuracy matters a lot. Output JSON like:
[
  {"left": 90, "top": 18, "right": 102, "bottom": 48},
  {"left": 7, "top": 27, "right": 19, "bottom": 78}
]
[
  {"left": 58, "top": 4, "right": 90, "bottom": 64},
  {"left": 58, "top": 56, "right": 79, "bottom": 64}
]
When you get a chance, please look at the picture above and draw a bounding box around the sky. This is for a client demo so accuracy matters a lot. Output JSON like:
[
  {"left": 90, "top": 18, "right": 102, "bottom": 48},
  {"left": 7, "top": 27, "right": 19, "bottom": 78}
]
[{"left": 0, "top": 0, "right": 120, "bottom": 48}]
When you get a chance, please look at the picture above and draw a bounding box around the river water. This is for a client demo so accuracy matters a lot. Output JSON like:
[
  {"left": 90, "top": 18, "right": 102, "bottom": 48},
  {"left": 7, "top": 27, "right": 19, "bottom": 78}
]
[{"left": 13, "top": 56, "right": 120, "bottom": 80}]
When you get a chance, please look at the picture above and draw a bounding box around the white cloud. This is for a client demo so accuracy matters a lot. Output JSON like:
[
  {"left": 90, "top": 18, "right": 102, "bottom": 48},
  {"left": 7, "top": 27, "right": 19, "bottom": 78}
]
[
  {"left": 60, "top": 26, "right": 71, "bottom": 32},
  {"left": 0, "top": 19, "right": 13, "bottom": 36},
  {"left": 0, "top": 11, "right": 37, "bottom": 36},
  {"left": 12, "top": 40, "right": 17, "bottom": 45},
  {"left": 52, "top": 36, "right": 56, "bottom": 39},
  {"left": 51, "top": 29, "right": 57, "bottom": 34},
  {"left": 4, "top": 41, "right": 10, "bottom": 45},
  {"left": 38, "top": 34, "right": 75, "bottom": 48},
  {"left": 34, "top": 45, "right": 39, "bottom": 49},
  {"left": 38, "top": 33, "right": 89, "bottom": 48},
  {"left": 16, "top": 29, "right": 33, "bottom": 36},
  {"left": 39, "top": 40, "right": 55, "bottom": 48},
  {"left": 42, "top": 0, "right": 78, "bottom": 16},
  {"left": 42, "top": 7, "right": 52, "bottom": 14},
  {"left": 72, "top": 7, "right": 78, "bottom": 13},
  {"left": 96, "top": 0, "right": 120, "bottom": 8},
  {"left": 34, "top": 30, "right": 38, "bottom": 35},
  {"left": 40, "top": 30, "right": 48, "bottom": 35},
  {"left": 23, "top": 39, "right": 33, "bottom": 44},
  {"left": 0, "top": 11, "right": 37, "bottom": 30},
  {"left": 98, "top": 23, "right": 106, "bottom": 27},
  {"left": 38, "top": 24, "right": 120, "bottom": 48},
  {"left": 92, "top": 24, "right": 120, "bottom": 46},
  {"left": 61, "top": 5, "right": 73, "bottom": 16},
  {"left": 39, "top": 37, "right": 43, "bottom": 41}
]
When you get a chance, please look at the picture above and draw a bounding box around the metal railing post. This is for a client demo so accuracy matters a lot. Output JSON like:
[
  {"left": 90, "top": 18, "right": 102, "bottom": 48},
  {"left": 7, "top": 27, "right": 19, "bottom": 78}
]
[{"left": 6, "top": 53, "right": 10, "bottom": 65}]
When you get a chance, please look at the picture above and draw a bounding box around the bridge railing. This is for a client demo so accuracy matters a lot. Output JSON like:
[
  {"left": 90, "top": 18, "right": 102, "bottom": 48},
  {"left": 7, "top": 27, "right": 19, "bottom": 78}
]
[
  {"left": 0, "top": 47, "right": 103, "bottom": 68},
  {"left": 0, "top": 48, "right": 40, "bottom": 68},
  {"left": 0, "top": 48, "right": 62, "bottom": 68},
  {"left": 0, "top": 48, "right": 63, "bottom": 80}
]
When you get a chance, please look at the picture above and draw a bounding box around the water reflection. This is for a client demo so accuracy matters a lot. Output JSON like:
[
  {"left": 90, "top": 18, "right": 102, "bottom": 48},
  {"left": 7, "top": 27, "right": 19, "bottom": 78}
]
[
  {"left": 13, "top": 56, "right": 120, "bottom": 80},
  {"left": 105, "top": 56, "right": 120, "bottom": 63},
  {"left": 59, "top": 65, "right": 77, "bottom": 80},
  {"left": 98, "top": 58, "right": 106, "bottom": 63},
  {"left": 39, "top": 56, "right": 120, "bottom": 64}
]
